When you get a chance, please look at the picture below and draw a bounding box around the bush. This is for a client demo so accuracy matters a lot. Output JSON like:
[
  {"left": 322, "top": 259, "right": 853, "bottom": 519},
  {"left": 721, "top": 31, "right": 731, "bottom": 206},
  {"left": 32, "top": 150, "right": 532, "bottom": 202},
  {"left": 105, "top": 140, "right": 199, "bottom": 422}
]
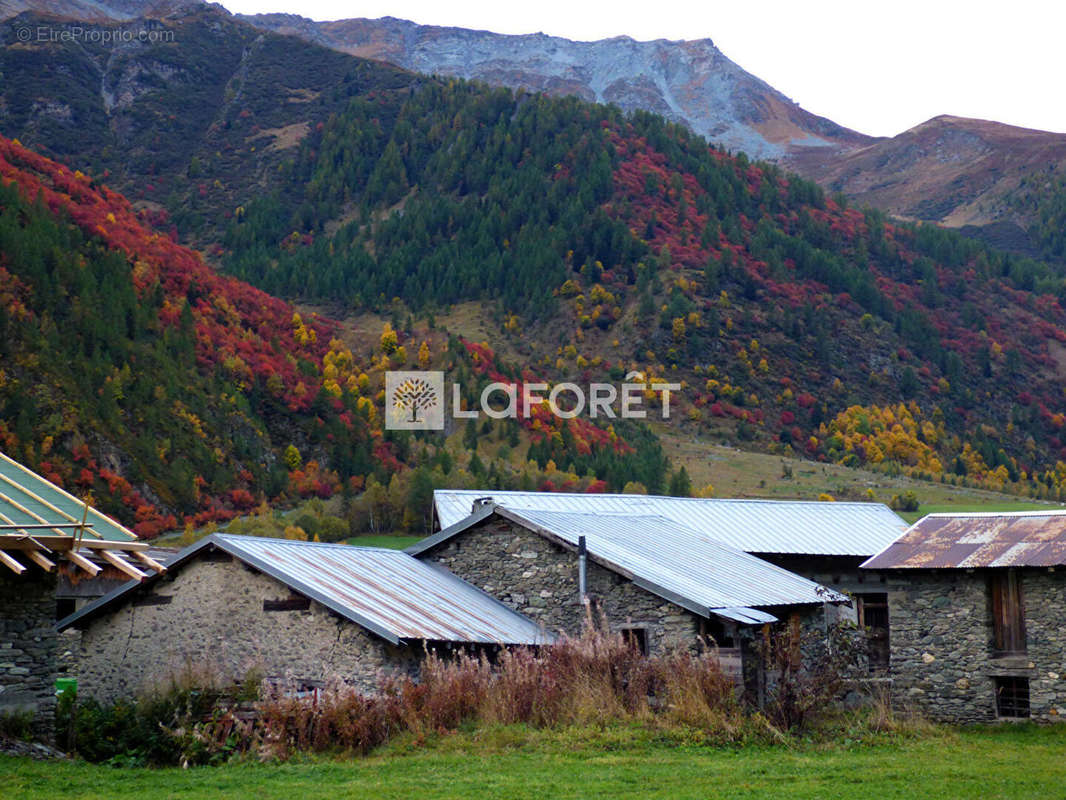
[
  {"left": 0, "top": 710, "right": 35, "bottom": 741},
  {"left": 60, "top": 625, "right": 871, "bottom": 764},
  {"left": 56, "top": 668, "right": 250, "bottom": 766},
  {"left": 241, "top": 625, "right": 750, "bottom": 760},
  {"left": 890, "top": 491, "right": 920, "bottom": 512},
  {"left": 755, "top": 622, "right": 867, "bottom": 731}
]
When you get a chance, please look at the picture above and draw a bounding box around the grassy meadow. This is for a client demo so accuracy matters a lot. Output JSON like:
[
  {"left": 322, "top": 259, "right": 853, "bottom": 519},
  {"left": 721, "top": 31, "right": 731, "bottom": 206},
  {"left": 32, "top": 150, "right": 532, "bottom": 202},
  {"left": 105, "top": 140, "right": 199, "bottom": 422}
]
[{"left": 4, "top": 723, "right": 1066, "bottom": 800}]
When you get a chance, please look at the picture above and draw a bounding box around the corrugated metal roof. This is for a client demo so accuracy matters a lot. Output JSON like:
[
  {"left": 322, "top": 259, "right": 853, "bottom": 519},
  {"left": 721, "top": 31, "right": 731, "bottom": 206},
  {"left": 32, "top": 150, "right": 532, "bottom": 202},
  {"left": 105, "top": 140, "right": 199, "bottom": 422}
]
[
  {"left": 59, "top": 534, "right": 550, "bottom": 646},
  {"left": 505, "top": 508, "right": 847, "bottom": 612},
  {"left": 410, "top": 505, "right": 846, "bottom": 620},
  {"left": 0, "top": 450, "right": 137, "bottom": 543},
  {"left": 434, "top": 490, "right": 907, "bottom": 556},
  {"left": 862, "top": 511, "right": 1066, "bottom": 569}
]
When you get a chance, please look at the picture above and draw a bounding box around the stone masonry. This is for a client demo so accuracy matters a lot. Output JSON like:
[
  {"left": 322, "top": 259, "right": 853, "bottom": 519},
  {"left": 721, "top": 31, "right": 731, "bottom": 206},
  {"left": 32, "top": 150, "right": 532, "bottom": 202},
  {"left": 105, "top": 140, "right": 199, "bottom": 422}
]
[
  {"left": 421, "top": 517, "right": 704, "bottom": 655},
  {"left": 76, "top": 555, "right": 420, "bottom": 704},
  {"left": 888, "top": 569, "right": 1066, "bottom": 723},
  {"left": 0, "top": 569, "right": 58, "bottom": 735}
]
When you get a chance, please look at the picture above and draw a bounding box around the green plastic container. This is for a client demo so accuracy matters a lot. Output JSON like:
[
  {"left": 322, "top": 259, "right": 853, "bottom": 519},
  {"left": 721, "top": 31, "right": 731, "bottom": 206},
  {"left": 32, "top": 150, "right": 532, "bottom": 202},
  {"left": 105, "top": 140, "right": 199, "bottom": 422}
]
[{"left": 55, "top": 677, "right": 77, "bottom": 697}]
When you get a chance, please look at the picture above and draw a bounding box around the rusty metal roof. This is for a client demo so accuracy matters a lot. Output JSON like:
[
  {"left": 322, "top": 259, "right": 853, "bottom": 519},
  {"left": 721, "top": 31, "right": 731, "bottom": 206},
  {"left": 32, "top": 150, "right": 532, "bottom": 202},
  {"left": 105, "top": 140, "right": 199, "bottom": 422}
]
[
  {"left": 433, "top": 490, "right": 907, "bottom": 556},
  {"left": 410, "top": 504, "right": 847, "bottom": 622},
  {"left": 862, "top": 511, "right": 1066, "bottom": 569},
  {"left": 59, "top": 534, "right": 550, "bottom": 646}
]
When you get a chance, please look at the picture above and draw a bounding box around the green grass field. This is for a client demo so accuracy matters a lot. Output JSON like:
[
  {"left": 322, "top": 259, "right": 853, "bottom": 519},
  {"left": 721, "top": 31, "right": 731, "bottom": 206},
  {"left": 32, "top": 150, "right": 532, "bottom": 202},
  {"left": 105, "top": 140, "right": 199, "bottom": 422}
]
[
  {"left": 345, "top": 534, "right": 422, "bottom": 549},
  {"left": 4, "top": 724, "right": 1066, "bottom": 800},
  {"left": 898, "top": 501, "right": 1058, "bottom": 525}
]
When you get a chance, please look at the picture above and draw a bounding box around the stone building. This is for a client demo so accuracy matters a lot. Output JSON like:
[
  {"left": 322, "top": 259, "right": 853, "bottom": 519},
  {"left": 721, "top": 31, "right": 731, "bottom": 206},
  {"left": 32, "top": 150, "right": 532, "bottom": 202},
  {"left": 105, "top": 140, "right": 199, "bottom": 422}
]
[
  {"left": 408, "top": 502, "right": 846, "bottom": 681},
  {"left": 432, "top": 490, "right": 907, "bottom": 671},
  {"left": 0, "top": 450, "right": 165, "bottom": 733},
  {"left": 862, "top": 511, "right": 1066, "bottom": 723},
  {"left": 59, "top": 533, "right": 548, "bottom": 704}
]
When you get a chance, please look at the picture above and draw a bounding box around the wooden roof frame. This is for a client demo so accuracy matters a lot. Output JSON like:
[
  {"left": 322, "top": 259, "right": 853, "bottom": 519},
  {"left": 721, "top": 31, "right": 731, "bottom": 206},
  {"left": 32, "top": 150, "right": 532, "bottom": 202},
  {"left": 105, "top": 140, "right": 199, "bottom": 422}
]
[{"left": 0, "top": 452, "right": 162, "bottom": 580}]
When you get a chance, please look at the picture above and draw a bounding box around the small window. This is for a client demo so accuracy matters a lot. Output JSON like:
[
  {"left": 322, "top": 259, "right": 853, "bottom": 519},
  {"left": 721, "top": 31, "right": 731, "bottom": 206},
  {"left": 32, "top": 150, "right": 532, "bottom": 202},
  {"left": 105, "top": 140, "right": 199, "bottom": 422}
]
[
  {"left": 990, "top": 570, "right": 1027, "bottom": 655},
  {"left": 621, "top": 627, "right": 648, "bottom": 656},
  {"left": 995, "top": 676, "right": 1030, "bottom": 718},
  {"left": 263, "top": 596, "right": 311, "bottom": 612},
  {"left": 700, "top": 617, "right": 736, "bottom": 649}
]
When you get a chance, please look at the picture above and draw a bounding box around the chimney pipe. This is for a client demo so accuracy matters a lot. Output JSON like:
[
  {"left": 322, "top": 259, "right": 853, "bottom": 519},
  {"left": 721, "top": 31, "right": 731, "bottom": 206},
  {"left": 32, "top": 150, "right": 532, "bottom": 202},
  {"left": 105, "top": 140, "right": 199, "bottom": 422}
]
[{"left": 578, "top": 535, "right": 587, "bottom": 602}]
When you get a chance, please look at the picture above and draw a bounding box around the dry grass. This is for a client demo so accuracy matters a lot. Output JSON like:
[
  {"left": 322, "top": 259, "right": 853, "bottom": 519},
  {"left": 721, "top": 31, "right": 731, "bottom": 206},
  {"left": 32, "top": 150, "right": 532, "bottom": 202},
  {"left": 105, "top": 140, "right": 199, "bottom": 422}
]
[
  {"left": 656, "top": 423, "right": 1053, "bottom": 509},
  {"left": 183, "top": 626, "right": 760, "bottom": 761}
]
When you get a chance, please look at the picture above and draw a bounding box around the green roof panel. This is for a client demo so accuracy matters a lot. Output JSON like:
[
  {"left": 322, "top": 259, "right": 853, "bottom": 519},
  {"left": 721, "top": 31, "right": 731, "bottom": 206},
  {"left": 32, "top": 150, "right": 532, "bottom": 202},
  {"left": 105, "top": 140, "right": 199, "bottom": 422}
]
[{"left": 0, "top": 451, "right": 137, "bottom": 542}]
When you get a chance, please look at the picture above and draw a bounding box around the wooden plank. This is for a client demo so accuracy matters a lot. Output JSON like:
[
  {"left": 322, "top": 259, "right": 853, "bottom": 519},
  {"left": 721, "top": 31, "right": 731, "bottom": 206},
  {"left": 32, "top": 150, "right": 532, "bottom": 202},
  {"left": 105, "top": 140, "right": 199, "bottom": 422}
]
[
  {"left": 1, "top": 537, "right": 150, "bottom": 552},
  {"left": 0, "top": 522, "right": 89, "bottom": 532},
  {"left": 98, "top": 549, "right": 148, "bottom": 581},
  {"left": 991, "top": 570, "right": 1027, "bottom": 655},
  {"left": 0, "top": 471, "right": 107, "bottom": 548},
  {"left": 131, "top": 550, "right": 167, "bottom": 573},
  {"left": 0, "top": 549, "right": 26, "bottom": 574},
  {"left": 0, "top": 470, "right": 80, "bottom": 522},
  {"left": 79, "top": 539, "right": 149, "bottom": 552},
  {"left": 0, "top": 486, "right": 71, "bottom": 538},
  {"left": 65, "top": 550, "right": 101, "bottom": 577},
  {"left": 24, "top": 550, "right": 56, "bottom": 571}
]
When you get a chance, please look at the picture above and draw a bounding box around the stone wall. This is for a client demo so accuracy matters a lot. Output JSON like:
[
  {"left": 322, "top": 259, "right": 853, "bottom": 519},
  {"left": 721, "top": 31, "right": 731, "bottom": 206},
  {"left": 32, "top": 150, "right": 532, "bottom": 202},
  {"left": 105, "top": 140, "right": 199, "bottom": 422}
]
[
  {"left": 76, "top": 556, "right": 421, "bottom": 704},
  {"left": 420, "top": 517, "right": 705, "bottom": 655},
  {"left": 0, "top": 569, "right": 58, "bottom": 735},
  {"left": 758, "top": 554, "right": 902, "bottom": 623},
  {"left": 888, "top": 569, "right": 1066, "bottom": 723}
]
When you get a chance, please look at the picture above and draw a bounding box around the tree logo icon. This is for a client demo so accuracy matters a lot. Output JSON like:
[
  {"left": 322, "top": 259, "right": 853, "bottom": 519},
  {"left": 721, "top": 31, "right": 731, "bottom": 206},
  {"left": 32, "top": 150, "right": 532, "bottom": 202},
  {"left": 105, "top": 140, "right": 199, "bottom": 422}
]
[
  {"left": 385, "top": 371, "right": 445, "bottom": 430},
  {"left": 394, "top": 376, "right": 437, "bottom": 422}
]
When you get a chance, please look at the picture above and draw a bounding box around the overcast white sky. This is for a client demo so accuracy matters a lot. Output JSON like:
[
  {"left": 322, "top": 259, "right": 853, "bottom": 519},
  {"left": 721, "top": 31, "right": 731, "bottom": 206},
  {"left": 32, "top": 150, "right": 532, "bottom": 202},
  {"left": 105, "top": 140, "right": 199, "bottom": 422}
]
[{"left": 218, "top": 0, "right": 1065, "bottom": 138}]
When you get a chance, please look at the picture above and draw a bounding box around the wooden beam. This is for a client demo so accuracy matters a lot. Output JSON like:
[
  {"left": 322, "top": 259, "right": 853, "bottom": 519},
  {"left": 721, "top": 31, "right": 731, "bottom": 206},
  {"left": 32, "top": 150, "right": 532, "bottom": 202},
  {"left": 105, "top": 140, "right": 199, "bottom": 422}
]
[
  {"left": 0, "top": 549, "right": 26, "bottom": 574},
  {"left": 98, "top": 549, "right": 147, "bottom": 581},
  {"left": 24, "top": 550, "right": 56, "bottom": 571},
  {"left": 0, "top": 485, "right": 76, "bottom": 538},
  {"left": 0, "top": 536, "right": 147, "bottom": 552},
  {"left": 0, "top": 523, "right": 94, "bottom": 531},
  {"left": 0, "top": 471, "right": 81, "bottom": 525},
  {"left": 65, "top": 550, "right": 101, "bottom": 577},
  {"left": 79, "top": 539, "right": 148, "bottom": 552},
  {"left": 131, "top": 550, "right": 167, "bottom": 574}
]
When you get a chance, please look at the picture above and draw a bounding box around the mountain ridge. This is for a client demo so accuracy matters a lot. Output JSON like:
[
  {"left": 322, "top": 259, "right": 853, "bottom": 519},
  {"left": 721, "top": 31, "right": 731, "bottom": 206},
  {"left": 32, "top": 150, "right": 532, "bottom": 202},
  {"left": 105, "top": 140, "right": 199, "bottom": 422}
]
[
  {"left": 240, "top": 11, "right": 875, "bottom": 162},
  {"left": 6, "top": 0, "right": 1057, "bottom": 251}
]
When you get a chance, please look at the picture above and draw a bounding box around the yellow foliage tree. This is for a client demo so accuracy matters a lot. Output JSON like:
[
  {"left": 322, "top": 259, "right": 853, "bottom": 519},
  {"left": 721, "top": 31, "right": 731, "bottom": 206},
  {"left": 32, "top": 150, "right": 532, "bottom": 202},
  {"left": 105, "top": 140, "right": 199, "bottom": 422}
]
[{"left": 380, "top": 323, "right": 398, "bottom": 355}]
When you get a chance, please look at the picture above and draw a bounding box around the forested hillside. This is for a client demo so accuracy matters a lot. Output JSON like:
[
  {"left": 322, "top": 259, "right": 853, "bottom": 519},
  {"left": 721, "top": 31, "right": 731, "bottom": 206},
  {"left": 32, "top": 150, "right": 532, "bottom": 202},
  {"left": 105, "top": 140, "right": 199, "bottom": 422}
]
[
  {"left": 7, "top": 6, "right": 1066, "bottom": 527},
  {"left": 0, "top": 133, "right": 671, "bottom": 534},
  {"left": 218, "top": 76, "right": 1066, "bottom": 500}
]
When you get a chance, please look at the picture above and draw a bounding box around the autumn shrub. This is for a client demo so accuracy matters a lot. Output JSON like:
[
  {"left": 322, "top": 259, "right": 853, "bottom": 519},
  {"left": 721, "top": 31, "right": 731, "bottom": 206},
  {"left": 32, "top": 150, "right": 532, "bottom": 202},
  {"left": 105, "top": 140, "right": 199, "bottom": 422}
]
[
  {"left": 71, "top": 625, "right": 874, "bottom": 764},
  {"left": 242, "top": 627, "right": 747, "bottom": 758},
  {"left": 652, "top": 649, "right": 743, "bottom": 734},
  {"left": 755, "top": 621, "right": 868, "bottom": 732},
  {"left": 255, "top": 679, "right": 401, "bottom": 759}
]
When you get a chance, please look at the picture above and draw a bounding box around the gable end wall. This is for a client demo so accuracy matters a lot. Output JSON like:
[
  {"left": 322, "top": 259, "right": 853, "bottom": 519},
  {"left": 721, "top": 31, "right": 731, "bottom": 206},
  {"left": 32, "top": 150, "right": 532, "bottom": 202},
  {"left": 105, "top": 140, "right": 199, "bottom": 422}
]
[
  {"left": 76, "top": 557, "right": 419, "bottom": 704},
  {"left": 421, "top": 518, "right": 703, "bottom": 654}
]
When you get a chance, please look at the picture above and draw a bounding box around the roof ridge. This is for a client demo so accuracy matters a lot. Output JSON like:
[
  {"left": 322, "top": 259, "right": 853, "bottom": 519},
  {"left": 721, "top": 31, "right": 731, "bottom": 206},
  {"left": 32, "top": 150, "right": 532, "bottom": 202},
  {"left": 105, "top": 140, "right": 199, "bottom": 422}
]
[
  {"left": 442, "top": 489, "right": 887, "bottom": 508},
  {"left": 214, "top": 532, "right": 402, "bottom": 553},
  {"left": 923, "top": 509, "right": 1066, "bottom": 518}
]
